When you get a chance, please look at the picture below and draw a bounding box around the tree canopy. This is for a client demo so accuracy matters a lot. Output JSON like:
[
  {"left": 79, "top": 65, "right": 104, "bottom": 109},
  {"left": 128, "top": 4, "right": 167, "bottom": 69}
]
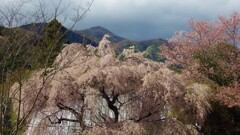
[
  {"left": 11, "top": 35, "right": 211, "bottom": 135},
  {"left": 162, "top": 12, "right": 240, "bottom": 134}
]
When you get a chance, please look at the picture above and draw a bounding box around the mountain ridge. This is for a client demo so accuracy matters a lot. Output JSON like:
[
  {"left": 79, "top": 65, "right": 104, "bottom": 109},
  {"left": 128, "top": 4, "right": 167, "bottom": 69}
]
[
  {"left": 20, "top": 23, "right": 98, "bottom": 46},
  {"left": 20, "top": 23, "right": 166, "bottom": 44},
  {"left": 19, "top": 22, "right": 167, "bottom": 61},
  {"left": 74, "top": 26, "right": 127, "bottom": 43}
]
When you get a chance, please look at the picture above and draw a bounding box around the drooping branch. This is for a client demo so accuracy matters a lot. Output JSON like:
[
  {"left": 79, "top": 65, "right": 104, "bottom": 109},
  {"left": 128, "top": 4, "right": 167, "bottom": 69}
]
[
  {"left": 47, "top": 115, "right": 79, "bottom": 124},
  {"left": 134, "top": 110, "right": 159, "bottom": 122},
  {"left": 56, "top": 102, "right": 80, "bottom": 117},
  {"left": 55, "top": 102, "right": 86, "bottom": 130},
  {"left": 133, "top": 103, "right": 162, "bottom": 122}
]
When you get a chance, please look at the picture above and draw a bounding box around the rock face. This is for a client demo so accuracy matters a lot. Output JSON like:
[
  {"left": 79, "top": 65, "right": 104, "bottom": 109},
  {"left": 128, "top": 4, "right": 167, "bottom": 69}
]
[{"left": 13, "top": 35, "right": 210, "bottom": 135}]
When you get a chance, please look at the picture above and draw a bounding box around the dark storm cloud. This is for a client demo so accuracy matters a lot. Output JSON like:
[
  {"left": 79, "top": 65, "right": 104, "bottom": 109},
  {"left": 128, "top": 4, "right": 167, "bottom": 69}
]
[
  {"left": 77, "top": 0, "right": 240, "bottom": 40},
  {"left": 2, "top": 0, "right": 240, "bottom": 40}
]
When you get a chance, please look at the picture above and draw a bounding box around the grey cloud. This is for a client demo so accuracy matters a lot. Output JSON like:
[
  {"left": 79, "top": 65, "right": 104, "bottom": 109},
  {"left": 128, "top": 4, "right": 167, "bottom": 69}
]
[
  {"left": 75, "top": 0, "right": 240, "bottom": 40},
  {"left": 2, "top": 0, "right": 240, "bottom": 40}
]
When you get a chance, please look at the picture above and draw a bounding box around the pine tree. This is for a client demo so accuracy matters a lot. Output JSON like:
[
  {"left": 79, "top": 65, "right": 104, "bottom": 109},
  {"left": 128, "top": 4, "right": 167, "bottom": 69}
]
[{"left": 37, "top": 19, "right": 66, "bottom": 67}]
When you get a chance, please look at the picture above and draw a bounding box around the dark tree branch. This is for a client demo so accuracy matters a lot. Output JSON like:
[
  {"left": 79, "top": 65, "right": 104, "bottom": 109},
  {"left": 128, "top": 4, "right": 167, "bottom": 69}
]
[
  {"left": 56, "top": 102, "right": 80, "bottom": 117},
  {"left": 48, "top": 116, "right": 79, "bottom": 124},
  {"left": 99, "top": 86, "right": 119, "bottom": 122},
  {"left": 132, "top": 103, "right": 162, "bottom": 123}
]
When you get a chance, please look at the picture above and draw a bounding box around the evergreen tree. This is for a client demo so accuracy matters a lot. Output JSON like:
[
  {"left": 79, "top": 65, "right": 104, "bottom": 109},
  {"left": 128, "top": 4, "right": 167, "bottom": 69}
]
[{"left": 37, "top": 19, "right": 66, "bottom": 67}]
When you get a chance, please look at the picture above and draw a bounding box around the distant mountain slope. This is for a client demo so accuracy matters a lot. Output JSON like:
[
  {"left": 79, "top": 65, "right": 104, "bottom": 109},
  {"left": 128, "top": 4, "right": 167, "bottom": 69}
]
[
  {"left": 20, "top": 23, "right": 167, "bottom": 62},
  {"left": 20, "top": 23, "right": 47, "bottom": 35},
  {"left": 20, "top": 23, "right": 98, "bottom": 46},
  {"left": 75, "top": 26, "right": 126, "bottom": 43},
  {"left": 115, "top": 38, "right": 167, "bottom": 62},
  {"left": 74, "top": 26, "right": 167, "bottom": 61}
]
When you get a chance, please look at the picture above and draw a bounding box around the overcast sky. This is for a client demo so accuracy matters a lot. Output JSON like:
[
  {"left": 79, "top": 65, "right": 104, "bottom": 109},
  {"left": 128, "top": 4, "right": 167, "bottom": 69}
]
[{"left": 2, "top": 0, "right": 240, "bottom": 40}]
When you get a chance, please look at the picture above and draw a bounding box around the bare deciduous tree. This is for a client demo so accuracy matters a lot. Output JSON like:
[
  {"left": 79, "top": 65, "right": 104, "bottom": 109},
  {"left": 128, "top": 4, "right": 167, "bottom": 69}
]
[{"left": 0, "top": 0, "right": 94, "bottom": 134}]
